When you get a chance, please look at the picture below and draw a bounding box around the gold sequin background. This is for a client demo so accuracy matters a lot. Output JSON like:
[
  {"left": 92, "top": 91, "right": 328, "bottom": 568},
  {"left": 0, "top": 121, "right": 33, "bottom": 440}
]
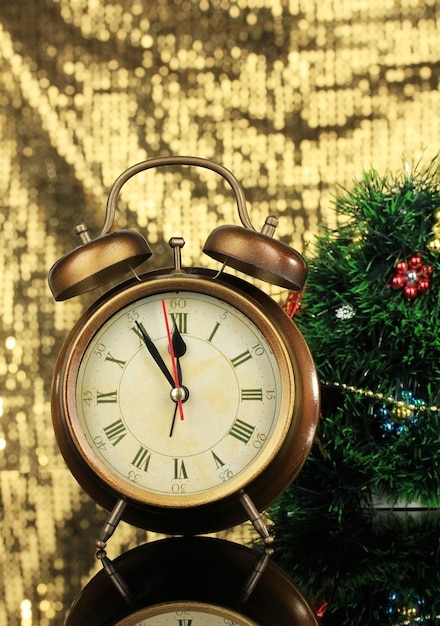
[{"left": 0, "top": 1, "right": 439, "bottom": 624}]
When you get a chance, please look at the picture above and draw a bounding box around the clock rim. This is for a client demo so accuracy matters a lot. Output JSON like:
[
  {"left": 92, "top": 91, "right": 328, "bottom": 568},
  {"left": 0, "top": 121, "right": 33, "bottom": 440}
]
[
  {"left": 60, "top": 277, "right": 295, "bottom": 508},
  {"left": 52, "top": 267, "right": 320, "bottom": 533}
]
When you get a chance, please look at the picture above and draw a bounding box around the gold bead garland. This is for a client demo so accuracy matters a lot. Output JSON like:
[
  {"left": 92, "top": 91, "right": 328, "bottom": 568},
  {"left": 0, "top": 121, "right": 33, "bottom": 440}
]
[{"left": 321, "top": 380, "right": 439, "bottom": 414}]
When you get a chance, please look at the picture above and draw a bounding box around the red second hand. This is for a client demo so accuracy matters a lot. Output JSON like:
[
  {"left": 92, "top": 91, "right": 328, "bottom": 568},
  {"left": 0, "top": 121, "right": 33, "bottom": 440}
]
[{"left": 161, "top": 299, "right": 185, "bottom": 421}]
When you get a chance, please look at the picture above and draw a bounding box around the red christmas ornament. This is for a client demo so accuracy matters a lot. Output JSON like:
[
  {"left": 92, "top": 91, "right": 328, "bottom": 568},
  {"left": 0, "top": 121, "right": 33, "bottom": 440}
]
[
  {"left": 418, "top": 277, "right": 430, "bottom": 293},
  {"left": 315, "top": 600, "right": 329, "bottom": 618},
  {"left": 390, "top": 274, "right": 405, "bottom": 289},
  {"left": 403, "top": 283, "right": 418, "bottom": 301},
  {"left": 388, "top": 253, "right": 433, "bottom": 300},
  {"left": 283, "top": 288, "right": 305, "bottom": 318},
  {"left": 408, "top": 253, "right": 423, "bottom": 268}
]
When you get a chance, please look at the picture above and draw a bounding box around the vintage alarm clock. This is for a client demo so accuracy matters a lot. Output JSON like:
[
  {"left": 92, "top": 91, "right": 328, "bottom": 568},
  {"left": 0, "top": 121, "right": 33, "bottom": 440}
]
[
  {"left": 66, "top": 536, "right": 320, "bottom": 625},
  {"left": 48, "top": 156, "right": 319, "bottom": 536}
]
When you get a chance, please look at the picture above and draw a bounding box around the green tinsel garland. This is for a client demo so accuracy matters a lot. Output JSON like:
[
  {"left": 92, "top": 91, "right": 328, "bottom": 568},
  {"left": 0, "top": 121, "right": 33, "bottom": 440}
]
[
  {"left": 271, "top": 158, "right": 440, "bottom": 624},
  {"left": 294, "top": 157, "right": 440, "bottom": 504}
]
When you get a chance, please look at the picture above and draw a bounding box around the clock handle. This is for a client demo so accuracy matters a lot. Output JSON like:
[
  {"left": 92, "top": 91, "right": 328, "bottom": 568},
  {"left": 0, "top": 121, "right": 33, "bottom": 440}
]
[{"left": 101, "top": 155, "right": 255, "bottom": 236}]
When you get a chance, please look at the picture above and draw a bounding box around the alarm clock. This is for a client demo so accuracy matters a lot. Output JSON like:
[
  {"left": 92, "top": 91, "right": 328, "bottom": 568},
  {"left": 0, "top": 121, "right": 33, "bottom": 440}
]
[{"left": 48, "top": 156, "right": 319, "bottom": 536}]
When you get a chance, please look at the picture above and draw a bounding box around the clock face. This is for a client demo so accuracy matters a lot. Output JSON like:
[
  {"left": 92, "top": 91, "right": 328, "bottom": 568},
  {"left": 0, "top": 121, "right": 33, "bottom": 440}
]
[
  {"left": 115, "top": 601, "right": 259, "bottom": 626},
  {"left": 65, "top": 279, "right": 295, "bottom": 508}
]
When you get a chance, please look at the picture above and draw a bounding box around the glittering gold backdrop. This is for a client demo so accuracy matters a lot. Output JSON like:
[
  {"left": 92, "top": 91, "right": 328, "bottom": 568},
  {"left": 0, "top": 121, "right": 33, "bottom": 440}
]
[{"left": 0, "top": 1, "right": 439, "bottom": 624}]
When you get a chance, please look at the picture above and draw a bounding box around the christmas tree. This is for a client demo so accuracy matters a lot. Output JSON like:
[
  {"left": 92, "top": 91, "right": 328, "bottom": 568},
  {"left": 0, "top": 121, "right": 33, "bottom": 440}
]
[{"left": 271, "top": 159, "right": 440, "bottom": 625}]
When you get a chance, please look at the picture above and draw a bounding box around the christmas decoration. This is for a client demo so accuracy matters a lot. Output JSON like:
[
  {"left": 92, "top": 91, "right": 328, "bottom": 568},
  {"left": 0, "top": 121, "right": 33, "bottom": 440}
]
[
  {"left": 427, "top": 208, "right": 440, "bottom": 254},
  {"left": 388, "top": 253, "right": 432, "bottom": 300},
  {"left": 373, "top": 387, "right": 426, "bottom": 439},
  {"left": 384, "top": 591, "right": 427, "bottom": 624},
  {"left": 283, "top": 287, "right": 305, "bottom": 318},
  {"left": 273, "top": 159, "right": 440, "bottom": 625}
]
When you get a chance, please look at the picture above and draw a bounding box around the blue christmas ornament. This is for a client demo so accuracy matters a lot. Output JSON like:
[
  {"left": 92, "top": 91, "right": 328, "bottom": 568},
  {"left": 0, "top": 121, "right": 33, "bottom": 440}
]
[
  {"left": 384, "top": 591, "right": 426, "bottom": 624},
  {"left": 373, "top": 390, "right": 426, "bottom": 440}
]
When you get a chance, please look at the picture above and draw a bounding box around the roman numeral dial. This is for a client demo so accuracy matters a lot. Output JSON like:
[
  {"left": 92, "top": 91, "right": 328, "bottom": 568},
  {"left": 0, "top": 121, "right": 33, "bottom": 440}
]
[{"left": 72, "top": 284, "right": 294, "bottom": 509}]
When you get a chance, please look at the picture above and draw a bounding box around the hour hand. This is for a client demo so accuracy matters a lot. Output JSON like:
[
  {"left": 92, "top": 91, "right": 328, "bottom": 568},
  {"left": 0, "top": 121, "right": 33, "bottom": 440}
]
[
  {"left": 169, "top": 326, "right": 189, "bottom": 437},
  {"left": 135, "top": 321, "right": 175, "bottom": 387},
  {"left": 172, "top": 325, "right": 187, "bottom": 385}
]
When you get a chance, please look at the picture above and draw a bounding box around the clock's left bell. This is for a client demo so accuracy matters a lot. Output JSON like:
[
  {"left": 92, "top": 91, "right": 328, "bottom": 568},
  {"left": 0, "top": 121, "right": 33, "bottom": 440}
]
[{"left": 48, "top": 222, "right": 152, "bottom": 300}]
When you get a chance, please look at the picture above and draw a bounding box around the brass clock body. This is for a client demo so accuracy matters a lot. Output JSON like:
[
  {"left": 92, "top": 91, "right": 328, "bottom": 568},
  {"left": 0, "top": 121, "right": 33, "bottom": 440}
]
[
  {"left": 52, "top": 267, "right": 319, "bottom": 534},
  {"left": 66, "top": 537, "right": 319, "bottom": 625}
]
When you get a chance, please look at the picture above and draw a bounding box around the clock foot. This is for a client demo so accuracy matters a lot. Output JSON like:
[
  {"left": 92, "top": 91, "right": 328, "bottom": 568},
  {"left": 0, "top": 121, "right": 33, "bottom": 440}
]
[{"left": 238, "top": 490, "right": 275, "bottom": 605}]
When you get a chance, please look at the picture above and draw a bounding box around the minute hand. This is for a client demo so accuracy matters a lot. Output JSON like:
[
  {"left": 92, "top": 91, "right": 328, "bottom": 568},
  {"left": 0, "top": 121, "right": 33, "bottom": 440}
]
[{"left": 135, "top": 321, "right": 175, "bottom": 387}]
